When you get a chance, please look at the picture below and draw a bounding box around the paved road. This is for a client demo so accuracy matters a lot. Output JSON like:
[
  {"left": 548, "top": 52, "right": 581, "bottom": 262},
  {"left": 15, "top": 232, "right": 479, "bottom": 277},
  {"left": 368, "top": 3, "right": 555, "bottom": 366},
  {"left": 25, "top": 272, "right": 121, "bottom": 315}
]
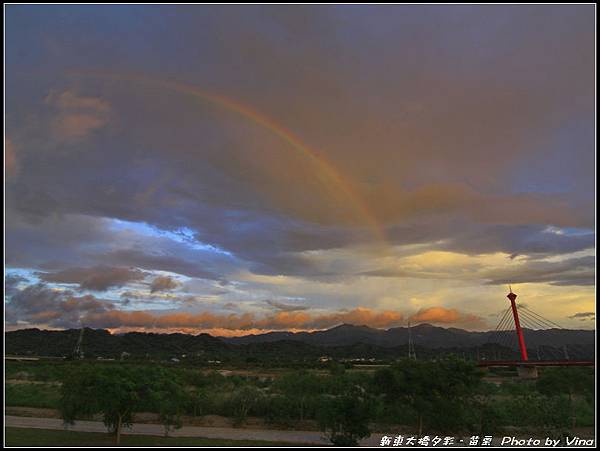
[{"left": 6, "top": 415, "right": 385, "bottom": 446}]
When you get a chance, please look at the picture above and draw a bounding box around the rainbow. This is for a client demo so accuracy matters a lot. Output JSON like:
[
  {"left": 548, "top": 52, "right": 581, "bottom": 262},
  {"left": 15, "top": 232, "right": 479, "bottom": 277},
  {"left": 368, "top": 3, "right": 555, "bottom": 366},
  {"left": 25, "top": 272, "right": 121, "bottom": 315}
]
[{"left": 68, "top": 71, "right": 386, "bottom": 245}]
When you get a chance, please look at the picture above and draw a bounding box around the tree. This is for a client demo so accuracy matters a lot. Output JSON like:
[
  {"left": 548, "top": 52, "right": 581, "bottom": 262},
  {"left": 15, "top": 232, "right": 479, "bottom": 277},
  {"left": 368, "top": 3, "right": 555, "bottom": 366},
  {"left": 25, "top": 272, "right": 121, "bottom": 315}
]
[
  {"left": 276, "top": 371, "right": 323, "bottom": 421},
  {"left": 466, "top": 382, "right": 504, "bottom": 435},
  {"left": 317, "top": 390, "right": 372, "bottom": 446},
  {"left": 152, "top": 378, "right": 186, "bottom": 437},
  {"left": 328, "top": 361, "right": 346, "bottom": 376},
  {"left": 265, "top": 395, "right": 297, "bottom": 427},
  {"left": 60, "top": 365, "right": 140, "bottom": 444},
  {"left": 59, "top": 364, "right": 186, "bottom": 444},
  {"left": 536, "top": 367, "right": 594, "bottom": 429},
  {"left": 509, "top": 392, "right": 570, "bottom": 439},
  {"left": 373, "top": 359, "right": 483, "bottom": 436},
  {"left": 230, "top": 385, "right": 263, "bottom": 427},
  {"left": 188, "top": 388, "right": 206, "bottom": 418}
]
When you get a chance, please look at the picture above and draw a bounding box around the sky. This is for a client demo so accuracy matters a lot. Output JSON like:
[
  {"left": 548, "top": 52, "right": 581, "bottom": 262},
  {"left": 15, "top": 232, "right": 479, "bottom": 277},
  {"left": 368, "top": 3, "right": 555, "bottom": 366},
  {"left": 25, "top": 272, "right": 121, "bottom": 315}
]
[{"left": 5, "top": 5, "right": 596, "bottom": 336}]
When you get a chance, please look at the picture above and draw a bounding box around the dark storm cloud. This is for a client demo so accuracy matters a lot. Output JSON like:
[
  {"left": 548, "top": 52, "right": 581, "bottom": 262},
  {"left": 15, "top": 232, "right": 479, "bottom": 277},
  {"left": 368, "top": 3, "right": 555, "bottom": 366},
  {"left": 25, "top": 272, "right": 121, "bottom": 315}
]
[
  {"left": 4, "top": 212, "right": 114, "bottom": 270},
  {"left": 4, "top": 274, "right": 28, "bottom": 297},
  {"left": 150, "top": 275, "right": 180, "bottom": 293},
  {"left": 382, "top": 222, "right": 594, "bottom": 262},
  {"left": 44, "top": 89, "right": 111, "bottom": 142},
  {"left": 442, "top": 225, "right": 595, "bottom": 258},
  {"left": 359, "top": 251, "right": 595, "bottom": 287},
  {"left": 6, "top": 5, "right": 594, "bottom": 228},
  {"left": 5, "top": 283, "right": 114, "bottom": 328},
  {"left": 4, "top": 210, "right": 236, "bottom": 280},
  {"left": 98, "top": 249, "right": 224, "bottom": 281},
  {"left": 38, "top": 266, "right": 146, "bottom": 291},
  {"left": 484, "top": 256, "right": 595, "bottom": 287},
  {"left": 4, "top": 5, "right": 595, "bottom": 332}
]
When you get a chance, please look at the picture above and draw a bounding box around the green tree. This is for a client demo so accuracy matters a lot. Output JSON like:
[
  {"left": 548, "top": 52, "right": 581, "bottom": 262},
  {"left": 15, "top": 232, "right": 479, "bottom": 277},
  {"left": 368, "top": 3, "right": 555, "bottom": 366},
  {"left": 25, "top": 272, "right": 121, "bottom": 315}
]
[
  {"left": 230, "top": 385, "right": 263, "bottom": 427},
  {"left": 373, "top": 359, "right": 483, "bottom": 435},
  {"left": 60, "top": 365, "right": 140, "bottom": 444},
  {"left": 317, "top": 390, "right": 372, "bottom": 446},
  {"left": 508, "top": 392, "right": 570, "bottom": 438},
  {"left": 276, "top": 371, "right": 323, "bottom": 421},
  {"left": 59, "top": 364, "right": 186, "bottom": 444},
  {"left": 466, "top": 382, "right": 504, "bottom": 435},
  {"left": 264, "top": 395, "right": 296, "bottom": 427},
  {"left": 187, "top": 388, "right": 206, "bottom": 417},
  {"left": 536, "top": 367, "right": 595, "bottom": 428},
  {"left": 152, "top": 378, "right": 186, "bottom": 437},
  {"left": 328, "top": 361, "right": 346, "bottom": 376}
]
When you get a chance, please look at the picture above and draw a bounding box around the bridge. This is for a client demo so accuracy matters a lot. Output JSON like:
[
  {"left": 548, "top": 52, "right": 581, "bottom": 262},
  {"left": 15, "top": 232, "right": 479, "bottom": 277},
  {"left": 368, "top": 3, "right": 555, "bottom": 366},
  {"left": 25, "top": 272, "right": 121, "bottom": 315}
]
[
  {"left": 477, "top": 360, "right": 594, "bottom": 368},
  {"left": 477, "top": 288, "right": 595, "bottom": 378}
]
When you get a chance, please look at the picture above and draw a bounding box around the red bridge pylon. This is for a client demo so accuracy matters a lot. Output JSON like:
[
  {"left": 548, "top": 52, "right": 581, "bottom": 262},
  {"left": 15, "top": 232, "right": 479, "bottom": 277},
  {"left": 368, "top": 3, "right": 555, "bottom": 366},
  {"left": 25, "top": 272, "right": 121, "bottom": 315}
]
[{"left": 507, "top": 287, "right": 528, "bottom": 361}]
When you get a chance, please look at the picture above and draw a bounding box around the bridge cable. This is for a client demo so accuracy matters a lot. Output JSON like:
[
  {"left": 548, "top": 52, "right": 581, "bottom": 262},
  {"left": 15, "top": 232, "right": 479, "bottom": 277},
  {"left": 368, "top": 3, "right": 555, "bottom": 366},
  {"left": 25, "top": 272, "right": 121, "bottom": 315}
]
[
  {"left": 520, "top": 305, "right": 564, "bottom": 329},
  {"left": 492, "top": 306, "right": 512, "bottom": 334},
  {"left": 487, "top": 306, "right": 512, "bottom": 345},
  {"left": 496, "top": 317, "right": 517, "bottom": 354},
  {"left": 492, "top": 307, "right": 516, "bottom": 349},
  {"left": 485, "top": 306, "right": 516, "bottom": 359},
  {"left": 498, "top": 311, "right": 517, "bottom": 350},
  {"left": 518, "top": 308, "right": 550, "bottom": 330},
  {"left": 518, "top": 307, "right": 589, "bottom": 359}
]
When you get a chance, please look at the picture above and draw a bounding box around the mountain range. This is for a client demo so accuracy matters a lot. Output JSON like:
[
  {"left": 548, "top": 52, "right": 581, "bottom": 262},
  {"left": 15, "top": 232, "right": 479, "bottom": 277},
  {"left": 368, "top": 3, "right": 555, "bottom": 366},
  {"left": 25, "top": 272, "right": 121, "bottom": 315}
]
[
  {"left": 219, "top": 323, "right": 595, "bottom": 348},
  {"left": 5, "top": 324, "right": 594, "bottom": 362}
]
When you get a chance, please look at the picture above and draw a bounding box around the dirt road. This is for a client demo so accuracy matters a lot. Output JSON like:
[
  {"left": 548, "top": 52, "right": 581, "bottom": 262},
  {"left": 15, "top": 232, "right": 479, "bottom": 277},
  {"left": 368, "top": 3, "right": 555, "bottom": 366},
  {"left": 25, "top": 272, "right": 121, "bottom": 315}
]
[
  {"left": 6, "top": 415, "right": 386, "bottom": 446},
  {"left": 7, "top": 416, "right": 595, "bottom": 447}
]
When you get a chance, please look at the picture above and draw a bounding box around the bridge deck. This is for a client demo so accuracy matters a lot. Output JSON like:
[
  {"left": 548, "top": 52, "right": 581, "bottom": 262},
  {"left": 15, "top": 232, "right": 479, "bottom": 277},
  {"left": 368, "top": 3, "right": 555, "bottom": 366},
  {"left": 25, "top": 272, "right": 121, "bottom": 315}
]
[{"left": 477, "top": 360, "right": 594, "bottom": 367}]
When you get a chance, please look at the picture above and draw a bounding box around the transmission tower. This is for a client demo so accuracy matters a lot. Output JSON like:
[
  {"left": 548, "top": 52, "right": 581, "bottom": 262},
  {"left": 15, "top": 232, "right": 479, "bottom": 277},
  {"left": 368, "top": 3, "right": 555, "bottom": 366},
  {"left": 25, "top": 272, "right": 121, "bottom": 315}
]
[
  {"left": 408, "top": 321, "right": 417, "bottom": 360},
  {"left": 73, "top": 326, "right": 85, "bottom": 360}
]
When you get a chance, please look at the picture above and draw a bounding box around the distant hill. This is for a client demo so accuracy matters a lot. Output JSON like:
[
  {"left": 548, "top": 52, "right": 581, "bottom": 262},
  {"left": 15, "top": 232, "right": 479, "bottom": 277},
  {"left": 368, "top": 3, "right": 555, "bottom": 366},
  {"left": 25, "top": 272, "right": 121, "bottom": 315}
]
[
  {"left": 4, "top": 328, "right": 231, "bottom": 360},
  {"left": 221, "top": 323, "right": 595, "bottom": 349},
  {"left": 4, "top": 324, "right": 595, "bottom": 362}
]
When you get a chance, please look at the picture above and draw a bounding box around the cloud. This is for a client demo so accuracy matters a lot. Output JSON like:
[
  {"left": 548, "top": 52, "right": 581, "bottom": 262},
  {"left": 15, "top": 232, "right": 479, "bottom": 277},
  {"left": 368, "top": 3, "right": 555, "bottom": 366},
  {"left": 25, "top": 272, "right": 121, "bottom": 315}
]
[
  {"left": 265, "top": 299, "right": 309, "bottom": 312},
  {"left": 55, "top": 114, "right": 107, "bottom": 141},
  {"left": 150, "top": 275, "right": 180, "bottom": 293},
  {"left": 568, "top": 312, "right": 595, "bottom": 320},
  {"left": 4, "top": 273, "right": 28, "bottom": 297},
  {"left": 38, "top": 266, "right": 146, "bottom": 291},
  {"left": 484, "top": 255, "right": 595, "bottom": 287},
  {"left": 6, "top": 280, "right": 483, "bottom": 332},
  {"left": 409, "top": 306, "right": 484, "bottom": 328},
  {"left": 99, "top": 249, "right": 224, "bottom": 281},
  {"left": 5, "top": 137, "right": 18, "bottom": 178},
  {"left": 443, "top": 224, "right": 595, "bottom": 258},
  {"left": 83, "top": 305, "right": 480, "bottom": 332},
  {"left": 77, "top": 307, "right": 407, "bottom": 331},
  {"left": 306, "top": 307, "right": 405, "bottom": 329},
  {"left": 45, "top": 89, "right": 110, "bottom": 142},
  {"left": 365, "top": 183, "right": 591, "bottom": 230},
  {"left": 4, "top": 6, "right": 595, "bottom": 331},
  {"left": 357, "top": 249, "right": 595, "bottom": 289},
  {"left": 6, "top": 283, "right": 114, "bottom": 327}
]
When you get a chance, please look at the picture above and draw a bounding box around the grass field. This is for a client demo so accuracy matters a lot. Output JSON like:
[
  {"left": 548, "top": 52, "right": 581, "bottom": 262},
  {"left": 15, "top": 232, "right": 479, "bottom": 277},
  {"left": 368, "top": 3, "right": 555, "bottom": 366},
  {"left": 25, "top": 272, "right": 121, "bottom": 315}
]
[
  {"left": 4, "top": 427, "right": 310, "bottom": 447},
  {"left": 5, "top": 383, "right": 61, "bottom": 409}
]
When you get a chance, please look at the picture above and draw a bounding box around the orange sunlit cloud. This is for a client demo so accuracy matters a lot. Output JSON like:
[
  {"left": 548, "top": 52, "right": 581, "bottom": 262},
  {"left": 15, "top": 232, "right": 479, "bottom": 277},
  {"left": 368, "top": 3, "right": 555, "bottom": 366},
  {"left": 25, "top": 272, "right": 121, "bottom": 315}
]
[{"left": 77, "top": 306, "right": 482, "bottom": 335}]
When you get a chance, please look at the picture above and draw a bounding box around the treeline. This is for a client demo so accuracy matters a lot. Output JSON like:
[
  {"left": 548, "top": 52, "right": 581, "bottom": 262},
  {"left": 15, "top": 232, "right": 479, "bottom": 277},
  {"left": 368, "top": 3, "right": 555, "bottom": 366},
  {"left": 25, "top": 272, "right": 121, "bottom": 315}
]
[{"left": 8, "top": 359, "right": 595, "bottom": 446}]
